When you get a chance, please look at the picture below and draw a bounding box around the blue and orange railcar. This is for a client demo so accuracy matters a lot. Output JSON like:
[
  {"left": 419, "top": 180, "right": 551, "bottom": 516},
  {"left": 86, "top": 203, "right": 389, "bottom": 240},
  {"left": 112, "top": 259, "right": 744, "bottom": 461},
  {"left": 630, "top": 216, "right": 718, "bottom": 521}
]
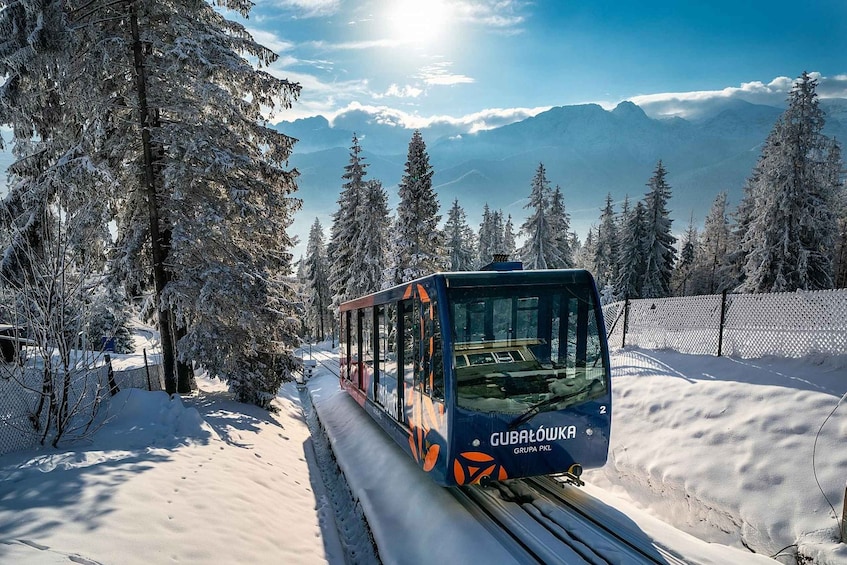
[{"left": 339, "top": 263, "right": 611, "bottom": 487}]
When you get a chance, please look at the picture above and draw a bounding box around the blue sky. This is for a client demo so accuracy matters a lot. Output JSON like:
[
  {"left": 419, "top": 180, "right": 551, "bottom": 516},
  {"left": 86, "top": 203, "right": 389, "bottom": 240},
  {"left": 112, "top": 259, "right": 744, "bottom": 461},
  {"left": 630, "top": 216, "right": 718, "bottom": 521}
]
[{"left": 236, "top": 0, "right": 847, "bottom": 128}]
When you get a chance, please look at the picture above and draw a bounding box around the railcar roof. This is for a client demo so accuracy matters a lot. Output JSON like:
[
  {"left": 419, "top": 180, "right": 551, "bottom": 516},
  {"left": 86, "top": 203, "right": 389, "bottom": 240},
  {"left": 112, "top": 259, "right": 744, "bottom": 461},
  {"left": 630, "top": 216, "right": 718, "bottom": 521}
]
[{"left": 340, "top": 269, "right": 596, "bottom": 311}]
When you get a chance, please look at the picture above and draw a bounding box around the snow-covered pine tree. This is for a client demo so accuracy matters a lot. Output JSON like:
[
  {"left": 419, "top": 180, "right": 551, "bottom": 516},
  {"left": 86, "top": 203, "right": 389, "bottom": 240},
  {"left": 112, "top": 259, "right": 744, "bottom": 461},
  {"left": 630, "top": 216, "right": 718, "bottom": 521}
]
[
  {"left": 304, "top": 219, "right": 332, "bottom": 341},
  {"left": 573, "top": 228, "right": 594, "bottom": 271},
  {"left": 593, "top": 194, "right": 619, "bottom": 289},
  {"left": 386, "top": 130, "right": 443, "bottom": 284},
  {"left": 738, "top": 72, "right": 843, "bottom": 293},
  {"left": 122, "top": 0, "right": 302, "bottom": 406},
  {"left": 690, "top": 191, "right": 733, "bottom": 295},
  {"left": 503, "top": 215, "right": 517, "bottom": 259},
  {"left": 444, "top": 199, "right": 477, "bottom": 271},
  {"left": 615, "top": 201, "right": 648, "bottom": 299},
  {"left": 491, "top": 210, "right": 505, "bottom": 258},
  {"left": 329, "top": 134, "right": 368, "bottom": 304},
  {"left": 477, "top": 204, "right": 496, "bottom": 267},
  {"left": 835, "top": 162, "right": 847, "bottom": 288},
  {"left": 518, "top": 163, "right": 557, "bottom": 269},
  {"left": 547, "top": 185, "right": 573, "bottom": 268},
  {"left": 672, "top": 215, "right": 698, "bottom": 296},
  {"left": 348, "top": 179, "right": 390, "bottom": 295},
  {"left": 640, "top": 160, "right": 677, "bottom": 298}
]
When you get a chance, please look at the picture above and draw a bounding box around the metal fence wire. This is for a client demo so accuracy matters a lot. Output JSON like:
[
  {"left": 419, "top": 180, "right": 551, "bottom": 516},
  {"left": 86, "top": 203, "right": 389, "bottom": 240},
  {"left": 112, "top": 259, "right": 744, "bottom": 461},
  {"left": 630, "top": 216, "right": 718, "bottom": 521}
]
[
  {"left": 603, "top": 288, "right": 847, "bottom": 358},
  {"left": 0, "top": 360, "right": 165, "bottom": 457}
]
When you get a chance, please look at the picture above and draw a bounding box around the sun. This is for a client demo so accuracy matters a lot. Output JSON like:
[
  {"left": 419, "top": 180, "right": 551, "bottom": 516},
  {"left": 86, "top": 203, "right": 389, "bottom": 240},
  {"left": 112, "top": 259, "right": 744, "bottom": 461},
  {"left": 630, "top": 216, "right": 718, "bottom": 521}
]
[{"left": 386, "top": 0, "right": 451, "bottom": 46}]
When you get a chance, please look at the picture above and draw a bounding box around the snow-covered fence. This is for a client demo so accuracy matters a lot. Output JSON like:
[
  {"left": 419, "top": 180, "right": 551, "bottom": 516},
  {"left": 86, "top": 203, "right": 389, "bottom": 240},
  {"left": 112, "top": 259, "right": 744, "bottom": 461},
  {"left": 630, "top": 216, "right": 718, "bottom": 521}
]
[
  {"left": 0, "top": 359, "right": 165, "bottom": 456},
  {"left": 603, "top": 288, "right": 847, "bottom": 358}
]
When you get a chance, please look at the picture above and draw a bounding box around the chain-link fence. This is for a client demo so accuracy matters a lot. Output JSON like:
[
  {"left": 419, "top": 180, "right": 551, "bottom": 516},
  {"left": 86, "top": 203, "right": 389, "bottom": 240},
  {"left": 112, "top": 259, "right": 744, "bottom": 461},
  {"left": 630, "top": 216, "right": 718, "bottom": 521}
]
[
  {"left": 0, "top": 356, "right": 165, "bottom": 456},
  {"left": 603, "top": 288, "right": 847, "bottom": 358}
]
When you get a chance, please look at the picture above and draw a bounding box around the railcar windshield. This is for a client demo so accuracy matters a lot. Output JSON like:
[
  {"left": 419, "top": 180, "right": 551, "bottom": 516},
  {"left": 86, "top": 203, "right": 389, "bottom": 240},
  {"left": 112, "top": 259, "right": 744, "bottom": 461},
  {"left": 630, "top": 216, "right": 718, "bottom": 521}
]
[{"left": 449, "top": 283, "right": 608, "bottom": 414}]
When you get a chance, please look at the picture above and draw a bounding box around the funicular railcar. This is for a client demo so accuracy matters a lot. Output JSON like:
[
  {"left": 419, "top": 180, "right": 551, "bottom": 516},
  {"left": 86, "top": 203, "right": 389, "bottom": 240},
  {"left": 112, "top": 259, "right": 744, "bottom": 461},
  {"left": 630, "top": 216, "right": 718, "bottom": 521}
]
[{"left": 339, "top": 264, "right": 611, "bottom": 487}]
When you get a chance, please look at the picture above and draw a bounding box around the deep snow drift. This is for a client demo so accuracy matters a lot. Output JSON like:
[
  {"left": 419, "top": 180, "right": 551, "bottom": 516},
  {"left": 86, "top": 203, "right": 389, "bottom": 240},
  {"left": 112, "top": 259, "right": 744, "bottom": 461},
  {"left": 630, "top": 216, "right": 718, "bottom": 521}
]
[{"left": 586, "top": 349, "right": 847, "bottom": 564}]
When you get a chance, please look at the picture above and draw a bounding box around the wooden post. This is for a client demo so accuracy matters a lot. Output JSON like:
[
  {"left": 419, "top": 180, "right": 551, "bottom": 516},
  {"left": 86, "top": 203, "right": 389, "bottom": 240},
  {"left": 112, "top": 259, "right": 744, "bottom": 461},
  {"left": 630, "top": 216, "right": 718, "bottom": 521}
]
[
  {"left": 717, "top": 289, "right": 728, "bottom": 357},
  {"left": 841, "top": 484, "right": 846, "bottom": 543},
  {"left": 105, "top": 354, "right": 119, "bottom": 396},
  {"left": 143, "top": 349, "right": 152, "bottom": 391},
  {"left": 621, "top": 297, "right": 630, "bottom": 348}
]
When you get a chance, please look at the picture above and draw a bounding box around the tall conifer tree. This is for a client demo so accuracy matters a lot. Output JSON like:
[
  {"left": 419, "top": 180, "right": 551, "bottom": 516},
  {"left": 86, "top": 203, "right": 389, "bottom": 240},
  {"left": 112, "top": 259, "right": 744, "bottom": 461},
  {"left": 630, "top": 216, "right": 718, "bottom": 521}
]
[
  {"left": 444, "top": 199, "right": 477, "bottom": 271},
  {"left": 329, "top": 134, "right": 368, "bottom": 304},
  {"left": 518, "top": 163, "right": 556, "bottom": 269},
  {"left": 641, "top": 160, "right": 677, "bottom": 298},
  {"left": 304, "top": 219, "right": 331, "bottom": 341},
  {"left": 387, "top": 130, "right": 443, "bottom": 284},
  {"left": 738, "top": 72, "right": 843, "bottom": 292}
]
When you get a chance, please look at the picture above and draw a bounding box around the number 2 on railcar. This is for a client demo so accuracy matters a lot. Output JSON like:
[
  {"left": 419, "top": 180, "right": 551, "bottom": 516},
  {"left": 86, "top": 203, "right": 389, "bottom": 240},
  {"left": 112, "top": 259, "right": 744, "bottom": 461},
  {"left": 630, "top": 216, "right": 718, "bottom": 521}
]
[{"left": 339, "top": 263, "right": 611, "bottom": 487}]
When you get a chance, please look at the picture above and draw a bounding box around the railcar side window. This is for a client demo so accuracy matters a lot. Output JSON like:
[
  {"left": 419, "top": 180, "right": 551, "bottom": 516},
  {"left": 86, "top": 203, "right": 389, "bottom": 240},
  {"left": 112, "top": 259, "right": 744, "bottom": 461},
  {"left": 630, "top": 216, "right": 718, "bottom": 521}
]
[
  {"left": 362, "top": 308, "right": 374, "bottom": 398},
  {"left": 428, "top": 298, "right": 444, "bottom": 401},
  {"left": 341, "top": 311, "right": 350, "bottom": 381},
  {"left": 401, "top": 300, "right": 415, "bottom": 423},
  {"left": 449, "top": 285, "right": 608, "bottom": 415},
  {"left": 351, "top": 309, "right": 360, "bottom": 387}
]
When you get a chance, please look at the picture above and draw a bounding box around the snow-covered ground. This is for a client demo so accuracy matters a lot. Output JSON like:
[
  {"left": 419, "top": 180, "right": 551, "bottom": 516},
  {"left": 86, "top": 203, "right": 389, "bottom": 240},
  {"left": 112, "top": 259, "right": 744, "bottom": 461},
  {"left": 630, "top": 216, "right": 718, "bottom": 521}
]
[
  {"left": 588, "top": 349, "right": 847, "bottom": 564},
  {"left": 0, "top": 340, "right": 845, "bottom": 564}
]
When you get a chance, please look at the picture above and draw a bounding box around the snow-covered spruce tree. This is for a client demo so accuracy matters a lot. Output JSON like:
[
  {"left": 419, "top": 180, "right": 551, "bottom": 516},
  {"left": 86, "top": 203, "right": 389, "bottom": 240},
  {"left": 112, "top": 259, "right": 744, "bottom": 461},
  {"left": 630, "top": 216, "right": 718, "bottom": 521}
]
[
  {"left": 593, "top": 194, "right": 619, "bottom": 290},
  {"left": 671, "top": 215, "right": 698, "bottom": 296},
  {"left": 444, "top": 199, "right": 477, "bottom": 271},
  {"left": 95, "top": 0, "right": 302, "bottom": 406},
  {"left": 690, "top": 191, "right": 733, "bottom": 295},
  {"left": 738, "top": 72, "right": 842, "bottom": 293},
  {"left": 640, "top": 161, "right": 677, "bottom": 298},
  {"left": 386, "top": 130, "right": 443, "bottom": 284},
  {"left": 547, "top": 185, "right": 573, "bottom": 268},
  {"left": 329, "top": 134, "right": 368, "bottom": 304},
  {"left": 835, "top": 166, "right": 847, "bottom": 288},
  {"left": 503, "top": 215, "right": 517, "bottom": 259},
  {"left": 477, "top": 204, "right": 497, "bottom": 267},
  {"left": 518, "top": 162, "right": 557, "bottom": 269},
  {"left": 615, "top": 201, "right": 648, "bottom": 299},
  {"left": 571, "top": 229, "right": 592, "bottom": 274},
  {"left": 304, "top": 219, "right": 332, "bottom": 342},
  {"left": 348, "top": 179, "right": 390, "bottom": 296},
  {"left": 87, "top": 282, "right": 136, "bottom": 354}
]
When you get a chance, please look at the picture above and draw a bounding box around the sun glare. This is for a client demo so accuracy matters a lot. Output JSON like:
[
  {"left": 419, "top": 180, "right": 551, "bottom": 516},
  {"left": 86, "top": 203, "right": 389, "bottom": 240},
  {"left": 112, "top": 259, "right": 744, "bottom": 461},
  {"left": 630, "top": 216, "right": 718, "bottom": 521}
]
[{"left": 386, "top": 0, "right": 451, "bottom": 46}]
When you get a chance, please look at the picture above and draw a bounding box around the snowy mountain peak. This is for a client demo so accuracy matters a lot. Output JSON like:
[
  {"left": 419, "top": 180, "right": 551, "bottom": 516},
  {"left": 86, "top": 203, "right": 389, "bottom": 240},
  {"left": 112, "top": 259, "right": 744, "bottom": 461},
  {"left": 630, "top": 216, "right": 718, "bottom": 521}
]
[{"left": 611, "top": 100, "right": 648, "bottom": 119}]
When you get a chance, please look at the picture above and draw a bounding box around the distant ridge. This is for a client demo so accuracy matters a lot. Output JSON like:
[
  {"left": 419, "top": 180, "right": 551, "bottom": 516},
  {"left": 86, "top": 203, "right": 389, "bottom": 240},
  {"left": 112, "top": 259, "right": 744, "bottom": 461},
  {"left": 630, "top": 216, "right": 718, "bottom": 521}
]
[{"left": 279, "top": 98, "right": 847, "bottom": 241}]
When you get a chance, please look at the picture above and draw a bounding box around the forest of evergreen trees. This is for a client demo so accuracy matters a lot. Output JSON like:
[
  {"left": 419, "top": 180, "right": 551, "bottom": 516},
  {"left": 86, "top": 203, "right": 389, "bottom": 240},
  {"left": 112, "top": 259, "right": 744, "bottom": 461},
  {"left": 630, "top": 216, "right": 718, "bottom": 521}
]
[{"left": 300, "top": 72, "right": 846, "bottom": 340}]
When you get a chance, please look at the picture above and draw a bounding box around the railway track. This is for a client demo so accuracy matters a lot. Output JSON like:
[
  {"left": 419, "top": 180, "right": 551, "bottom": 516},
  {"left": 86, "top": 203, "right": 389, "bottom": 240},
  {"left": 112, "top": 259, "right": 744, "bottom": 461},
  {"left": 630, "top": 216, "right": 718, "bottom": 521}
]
[
  {"left": 303, "top": 348, "right": 685, "bottom": 564},
  {"left": 455, "top": 478, "right": 689, "bottom": 565}
]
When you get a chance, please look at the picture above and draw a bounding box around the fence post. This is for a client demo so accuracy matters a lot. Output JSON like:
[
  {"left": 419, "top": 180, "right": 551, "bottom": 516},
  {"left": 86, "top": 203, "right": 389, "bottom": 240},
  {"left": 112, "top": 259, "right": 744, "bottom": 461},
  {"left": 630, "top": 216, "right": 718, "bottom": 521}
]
[
  {"left": 841, "top": 484, "right": 846, "bottom": 543},
  {"left": 105, "top": 354, "right": 120, "bottom": 396},
  {"left": 717, "top": 290, "right": 728, "bottom": 357},
  {"left": 143, "top": 349, "right": 152, "bottom": 391},
  {"left": 621, "top": 296, "right": 630, "bottom": 348}
]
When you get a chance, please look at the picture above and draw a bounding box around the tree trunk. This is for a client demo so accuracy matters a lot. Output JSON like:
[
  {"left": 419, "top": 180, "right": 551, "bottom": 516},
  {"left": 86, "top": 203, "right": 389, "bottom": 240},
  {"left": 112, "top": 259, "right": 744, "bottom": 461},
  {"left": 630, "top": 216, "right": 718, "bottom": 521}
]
[{"left": 129, "top": 3, "right": 176, "bottom": 393}]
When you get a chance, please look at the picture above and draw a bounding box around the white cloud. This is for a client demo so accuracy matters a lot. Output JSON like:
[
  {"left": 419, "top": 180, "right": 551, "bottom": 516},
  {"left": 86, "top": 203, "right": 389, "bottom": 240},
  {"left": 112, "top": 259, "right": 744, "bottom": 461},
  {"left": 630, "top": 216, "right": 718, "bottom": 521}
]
[
  {"left": 418, "top": 62, "right": 475, "bottom": 86},
  {"left": 630, "top": 73, "right": 847, "bottom": 119},
  {"left": 324, "top": 102, "right": 550, "bottom": 134},
  {"left": 304, "top": 38, "right": 406, "bottom": 51},
  {"left": 271, "top": 0, "right": 340, "bottom": 18},
  {"left": 452, "top": 0, "right": 528, "bottom": 31},
  {"left": 245, "top": 27, "right": 296, "bottom": 54},
  {"left": 375, "top": 84, "right": 424, "bottom": 99}
]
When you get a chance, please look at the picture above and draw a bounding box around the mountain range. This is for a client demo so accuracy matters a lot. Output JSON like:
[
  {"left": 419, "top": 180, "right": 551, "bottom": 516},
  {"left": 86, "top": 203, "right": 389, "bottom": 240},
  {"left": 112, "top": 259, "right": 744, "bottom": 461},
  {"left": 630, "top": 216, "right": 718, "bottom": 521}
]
[{"left": 278, "top": 98, "right": 847, "bottom": 253}]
